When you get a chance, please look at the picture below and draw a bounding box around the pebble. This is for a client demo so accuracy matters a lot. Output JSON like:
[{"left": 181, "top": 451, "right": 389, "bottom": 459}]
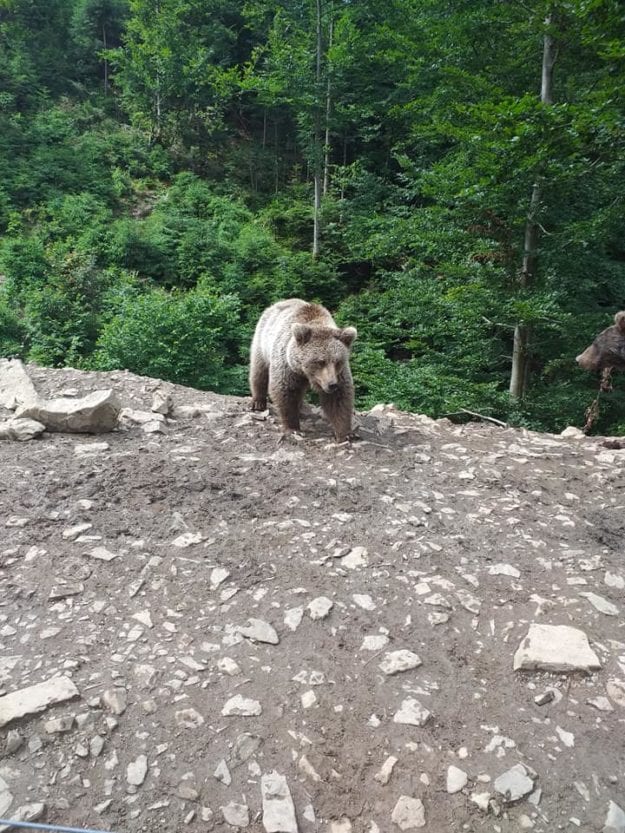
[
  {"left": 379, "top": 650, "right": 422, "bottom": 675},
  {"left": 236, "top": 618, "right": 280, "bottom": 644},
  {"left": 603, "top": 800, "right": 625, "bottom": 833},
  {"left": 353, "top": 593, "right": 376, "bottom": 610},
  {"left": 341, "top": 547, "right": 368, "bottom": 569},
  {"left": 493, "top": 763, "right": 537, "bottom": 802},
  {"left": 218, "top": 657, "right": 241, "bottom": 676},
  {"left": 175, "top": 708, "right": 205, "bottom": 728},
  {"left": 446, "top": 765, "right": 468, "bottom": 794},
  {"left": 222, "top": 695, "right": 262, "bottom": 717},
  {"left": 101, "top": 688, "right": 127, "bottom": 715},
  {"left": 0, "top": 802, "right": 45, "bottom": 831},
  {"left": 221, "top": 801, "right": 249, "bottom": 828},
  {"left": 393, "top": 698, "right": 431, "bottom": 727},
  {"left": 283, "top": 607, "right": 304, "bottom": 630},
  {"left": 556, "top": 726, "right": 575, "bottom": 748},
  {"left": 307, "top": 597, "right": 334, "bottom": 620},
  {"left": 579, "top": 592, "right": 619, "bottom": 616},
  {"left": 126, "top": 755, "right": 148, "bottom": 786},
  {"left": 374, "top": 756, "right": 398, "bottom": 785},
  {"left": 214, "top": 759, "right": 232, "bottom": 786},
  {"left": 391, "top": 796, "right": 426, "bottom": 829},
  {"left": 360, "top": 634, "right": 389, "bottom": 651}
]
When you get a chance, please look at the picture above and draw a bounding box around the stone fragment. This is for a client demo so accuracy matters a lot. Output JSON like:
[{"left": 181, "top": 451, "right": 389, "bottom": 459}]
[
  {"left": 447, "top": 765, "right": 468, "bottom": 794},
  {"left": 493, "top": 764, "right": 537, "bottom": 803},
  {"left": 307, "top": 597, "right": 333, "bottom": 620},
  {"left": 87, "top": 546, "right": 119, "bottom": 562},
  {"left": 603, "top": 800, "right": 625, "bottom": 833},
  {"left": 151, "top": 390, "right": 172, "bottom": 415},
  {"left": 556, "top": 726, "right": 574, "bottom": 747},
  {"left": 488, "top": 564, "right": 521, "bottom": 578},
  {"left": 379, "top": 650, "right": 422, "bottom": 676},
  {"left": 218, "top": 657, "right": 241, "bottom": 676},
  {"left": 175, "top": 708, "right": 205, "bottom": 728},
  {"left": 579, "top": 592, "right": 619, "bottom": 616},
  {"left": 470, "top": 792, "right": 491, "bottom": 812},
  {"left": 126, "top": 754, "right": 148, "bottom": 786},
  {"left": 90, "top": 735, "right": 105, "bottom": 757},
  {"left": 391, "top": 796, "right": 426, "bottom": 829},
  {"left": 120, "top": 408, "right": 165, "bottom": 426},
  {"left": 231, "top": 733, "right": 263, "bottom": 766},
  {"left": 455, "top": 588, "right": 481, "bottom": 614},
  {"left": 588, "top": 696, "right": 613, "bottom": 712},
  {"left": 0, "top": 777, "right": 13, "bottom": 817},
  {"left": 214, "top": 759, "right": 232, "bottom": 786},
  {"left": 284, "top": 607, "right": 304, "bottom": 631},
  {"left": 210, "top": 567, "right": 230, "bottom": 589},
  {"left": 330, "top": 820, "right": 352, "bottom": 833},
  {"left": 341, "top": 547, "right": 368, "bottom": 569},
  {"left": 101, "top": 688, "right": 127, "bottom": 715},
  {"left": 0, "top": 417, "right": 45, "bottom": 441},
  {"left": 222, "top": 695, "right": 262, "bottom": 717},
  {"left": 513, "top": 624, "right": 601, "bottom": 673},
  {"left": 393, "top": 698, "right": 431, "bottom": 727},
  {"left": 0, "top": 359, "right": 39, "bottom": 409},
  {"left": 261, "top": 771, "right": 298, "bottom": 833},
  {"left": 236, "top": 618, "right": 279, "bottom": 645},
  {"left": 63, "top": 522, "right": 93, "bottom": 540},
  {"left": 44, "top": 716, "right": 74, "bottom": 734},
  {"left": 5, "top": 730, "right": 23, "bottom": 754},
  {"left": 74, "top": 441, "right": 110, "bottom": 455},
  {"left": 0, "top": 676, "right": 79, "bottom": 728},
  {"left": 605, "top": 572, "right": 625, "bottom": 590},
  {"left": 353, "top": 594, "right": 376, "bottom": 610},
  {"left": 360, "top": 634, "right": 389, "bottom": 651},
  {"left": 221, "top": 801, "right": 249, "bottom": 828},
  {"left": 0, "top": 802, "right": 45, "bottom": 831},
  {"left": 48, "top": 584, "right": 83, "bottom": 600},
  {"left": 374, "top": 756, "right": 398, "bottom": 785},
  {"left": 534, "top": 690, "right": 554, "bottom": 706},
  {"left": 172, "top": 532, "right": 203, "bottom": 548},
  {"left": 607, "top": 680, "right": 625, "bottom": 709},
  {"left": 17, "top": 389, "right": 120, "bottom": 433}
]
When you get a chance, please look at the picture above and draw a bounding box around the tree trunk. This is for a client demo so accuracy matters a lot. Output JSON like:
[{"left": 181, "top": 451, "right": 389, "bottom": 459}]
[
  {"left": 312, "top": 0, "right": 323, "bottom": 260},
  {"left": 102, "top": 24, "right": 109, "bottom": 95},
  {"left": 509, "top": 12, "right": 555, "bottom": 400},
  {"left": 323, "top": 16, "right": 333, "bottom": 197}
]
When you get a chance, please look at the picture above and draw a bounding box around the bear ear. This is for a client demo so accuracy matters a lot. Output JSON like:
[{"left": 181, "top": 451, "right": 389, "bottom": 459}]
[
  {"left": 337, "top": 326, "right": 357, "bottom": 347},
  {"left": 292, "top": 323, "right": 312, "bottom": 345},
  {"left": 615, "top": 311, "right": 625, "bottom": 333}
]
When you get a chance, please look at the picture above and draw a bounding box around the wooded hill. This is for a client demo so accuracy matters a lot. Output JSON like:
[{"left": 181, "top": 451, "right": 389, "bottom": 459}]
[{"left": 1, "top": 0, "right": 624, "bottom": 433}]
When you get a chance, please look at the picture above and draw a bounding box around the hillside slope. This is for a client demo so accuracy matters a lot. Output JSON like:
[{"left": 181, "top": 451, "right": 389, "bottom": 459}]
[{"left": 1, "top": 366, "right": 624, "bottom": 832}]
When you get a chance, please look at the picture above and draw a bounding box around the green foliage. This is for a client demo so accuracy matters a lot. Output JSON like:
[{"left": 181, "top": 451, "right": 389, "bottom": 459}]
[{"left": 91, "top": 281, "right": 244, "bottom": 391}]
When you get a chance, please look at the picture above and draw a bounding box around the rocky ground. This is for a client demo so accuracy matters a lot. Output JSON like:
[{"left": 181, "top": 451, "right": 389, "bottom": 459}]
[{"left": 0, "top": 364, "right": 624, "bottom": 833}]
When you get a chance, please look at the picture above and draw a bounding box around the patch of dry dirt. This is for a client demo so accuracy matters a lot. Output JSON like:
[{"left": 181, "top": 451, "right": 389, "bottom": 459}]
[{"left": 0, "top": 365, "right": 624, "bottom": 833}]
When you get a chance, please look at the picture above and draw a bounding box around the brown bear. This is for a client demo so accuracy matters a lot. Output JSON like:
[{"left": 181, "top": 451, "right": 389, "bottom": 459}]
[
  {"left": 576, "top": 311, "right": 625, "bottom": 372},
  {"left": 249, "top": 299, "right": 357, "bottom": 442}
]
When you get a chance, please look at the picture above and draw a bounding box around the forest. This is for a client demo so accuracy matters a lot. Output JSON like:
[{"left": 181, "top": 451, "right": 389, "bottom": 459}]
[{"left": 1, "top": 0, "right": 625, "bottom": 433}]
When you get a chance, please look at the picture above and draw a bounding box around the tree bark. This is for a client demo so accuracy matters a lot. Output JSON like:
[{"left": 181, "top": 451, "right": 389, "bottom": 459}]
[
  {"left": 323, "top": 16, "right": 333, "bottom": 197},
  {"left": 509, "top": 12, "right": 555, "bottom": 400},
  {"left": 312, "top": 0, "right": 323, "bottom": 259},
  {"left": 102, "top": 24, "right": 109, "bottom": 95}
]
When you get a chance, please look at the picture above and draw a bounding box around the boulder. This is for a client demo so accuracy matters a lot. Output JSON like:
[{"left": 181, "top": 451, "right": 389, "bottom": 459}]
[{"left": 17, "top": 389, "right": 120, "bottom": 433}]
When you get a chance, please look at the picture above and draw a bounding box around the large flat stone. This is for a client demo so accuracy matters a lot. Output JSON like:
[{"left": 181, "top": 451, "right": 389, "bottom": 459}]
[
  {"left": 0, "top": 417, "right": 45, "bottom": 441},
  {"left": 0, "top": 676, "right": 80, "bottom": 727},
  {"left": 17, "top": 389, "right": 120, "bottom": 433},
  {"left": 513, "top": 624, "right": 601, "bottom": 673},
  {"left": 261, "top": 771, "right": 298, "bottom": 833}
]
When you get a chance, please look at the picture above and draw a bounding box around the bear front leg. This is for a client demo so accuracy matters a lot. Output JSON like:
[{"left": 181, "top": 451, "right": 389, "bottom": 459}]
[
  {"left": 250, "top": 354, "right": 269, "bottom": 411},
  {"left": 319, "top": 384, "right": 354, "bottom": 443},
  {"left": 269, "top": 377, "right": 307, "bottom": 437}
]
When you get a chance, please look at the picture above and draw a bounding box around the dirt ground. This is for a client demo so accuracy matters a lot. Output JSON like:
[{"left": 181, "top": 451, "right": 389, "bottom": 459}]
[{"left": 0, "top": 365, "right": 624, "bottom": 833}]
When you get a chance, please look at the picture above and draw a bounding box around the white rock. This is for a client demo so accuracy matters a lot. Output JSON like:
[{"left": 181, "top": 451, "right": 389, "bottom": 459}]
[
  {"left": 101, "top": 688, "right": 127, "bottom": 715},
  {"left": 605, "top": 572, "right": 625, "bottom": 590},
  {"left": 556, "top": 725, "right": 575, "bottom": 747},
  {"left": 214, "top": 759, "right": 232, "bottom": 786},
  {"left": 391, "top": 795, "right": 426, "bottom": 829},
  {"left": 379, "top": 650, "right": 422, "bottom": 675},
  {"left": 261, "top": 771, "right": 298, "bottom": 833},
  {"left": 353, "top": 594, "right": 376, "bottom": 610},
  {"left": 0, "top": 417, "right": 45, "bottom": 441},
  {"left": 172, "top": 532, "right": 203, "bottom": 548},
  {"left": 222, "top": 695, "right": 262, "bottom": 717},
  {"left": 87, "top": 546, "right": 119, "bottom": 562},
  {"left": 579, "top": 592, "right": 619, "bottom": 616},
  {"left": 561, "top": 426, "right": 585, "bottom": 438},
  {"left": 455, "top": 588, "right": 481, "bottom": 614},
  {"left": 132, "top": 610, "right": 153, "bottom": 628},
  {"left": 493, "top": 763, "right": 536, "bottom": 802},
  {"left": 151, "top": 390, "right": 172, "bottom": 415},
  {"left": 488, "top": 564, "right": 521, "bottom": 578},
  {"left": 236, "top": 618, "right": 279, "bottom": 644},
  {"left": 588, "top": 696, "right": 613, "bottom": 712},
  {"left": 513, "top": 624, "right": 601, "bottom": 673},
  {"left": 126, "top": 754, "right": 148, "bottom": 786},
  {"left": 330, "top": 820, "right": 352, "bottom": 833},
  {"left": 393, "top": 698, "right": 431, "bottom": 727},
  {"left": 63, "top": 522, "right": 93, "bottom": 540},
  {"left": 284, "top": 607, "right": 304, "bottom": 631},
  {"left": 0, "top": 359, "right": 39, "bottom": 409},
  {"left": 218, "top": 657, "right": 241, "bottom": 676},
  {"left": 221, "top": 801, "right": 249, "bottom": 828},
  {"left": 360, "top": 634, "right": 389, "bottom": 651},
  {"left": 446, "top": 765, "right": 468, "bottom": 794},
  {"left": 374, "top": 756, "right": 398, "bottom": 785},
  {"left": 0, "top": 801, "right": 45, "bottom": 831},
  {"left": 0, "top": 777, "right": 13, "bottom": 817},
  {"left": 74, "top": 441, "right": 110, "bottom": 455},
  {"left": 210, "top": 567, "right": 230, "bottom": 589},
  {"left": 0, "top": 676, "right": 79, "bottom": 728},
  {"left": 301, "top": 690, "right": 317, "bottom": 709},
  {"left": 470, "top": 792, "right": 491, "bottom": 812},
  {"left": 120, "top": 407, "right": 165, "bottom": 425},
  {"left": 607, "top": 679, "right": 625, "bottom": 708},
  {"left": 175, "top": 708, "right": 205, "bottom": 728},
  {"left": 17, "top": 389, "right": 120, "bottom": 433},
  {"left": 307, "top": 597, "right": 333, "bottom": 620},
  {"left": 341, "top": 546, "right": 368, "bottom": 569},
  {"left": 603, "top": 800, "right": 625, "bottom": 833}
]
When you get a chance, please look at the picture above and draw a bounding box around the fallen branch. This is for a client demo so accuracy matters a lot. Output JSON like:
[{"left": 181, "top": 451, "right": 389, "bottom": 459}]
[{"left": 443, "top": 409, "right": 509, "bottom": 428}]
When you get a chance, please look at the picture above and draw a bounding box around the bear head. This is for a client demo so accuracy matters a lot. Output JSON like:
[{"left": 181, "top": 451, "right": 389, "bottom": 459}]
[
  {"left": 289, "top": 324, "right": 357, "bottom": 393},
  {"left": 576, "top": 311, "right": 625, "bottom": 373}
]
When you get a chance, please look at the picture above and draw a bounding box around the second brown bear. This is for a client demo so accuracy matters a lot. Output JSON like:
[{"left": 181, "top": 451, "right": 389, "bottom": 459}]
[{"left": 250, "top": 298, "right": 357, "bottom": 442}]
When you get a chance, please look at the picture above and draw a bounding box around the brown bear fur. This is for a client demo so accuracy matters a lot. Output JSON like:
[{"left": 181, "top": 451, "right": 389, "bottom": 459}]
[
  {"left": 576, "top": 311, "right": 625, "bottom": 372},
  {"left": 249, "top": 299, "right": 357, "bottom": 441}
]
